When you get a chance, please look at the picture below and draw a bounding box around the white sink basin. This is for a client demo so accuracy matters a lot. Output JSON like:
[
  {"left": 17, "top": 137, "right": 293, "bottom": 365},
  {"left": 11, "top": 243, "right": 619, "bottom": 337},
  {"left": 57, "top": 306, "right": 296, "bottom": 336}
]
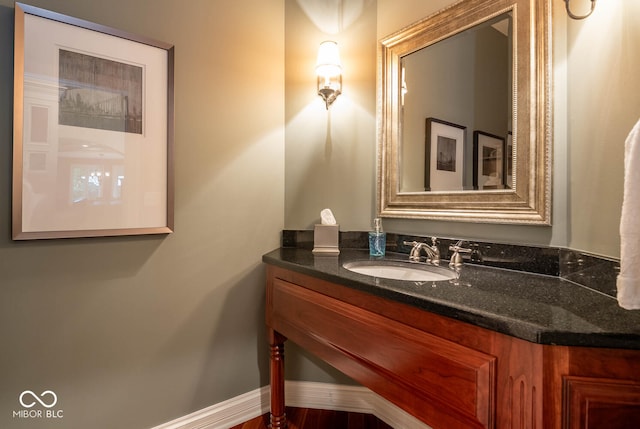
[{"left": 343, "top": 260, "right": 458, "bottom": 282}]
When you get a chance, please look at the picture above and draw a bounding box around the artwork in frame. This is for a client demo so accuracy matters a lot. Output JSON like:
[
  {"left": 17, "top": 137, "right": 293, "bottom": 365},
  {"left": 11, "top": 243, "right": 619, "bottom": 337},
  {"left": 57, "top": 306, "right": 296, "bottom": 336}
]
[
  {"left": 13, "top": 3, "right": 174, "bottom": 240},
  {"left": 424, "top": 118, "right": 466, "bottom": 191},
  {"left": 473, "top": 130, "right": 506, "bottom": 190}
]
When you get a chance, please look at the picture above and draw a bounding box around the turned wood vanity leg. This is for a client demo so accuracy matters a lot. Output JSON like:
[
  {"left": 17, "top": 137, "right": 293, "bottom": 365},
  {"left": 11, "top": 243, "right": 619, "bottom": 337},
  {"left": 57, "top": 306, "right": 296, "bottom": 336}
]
[{"left": 268, "top": 328, "right": 287, "bottom": 429}]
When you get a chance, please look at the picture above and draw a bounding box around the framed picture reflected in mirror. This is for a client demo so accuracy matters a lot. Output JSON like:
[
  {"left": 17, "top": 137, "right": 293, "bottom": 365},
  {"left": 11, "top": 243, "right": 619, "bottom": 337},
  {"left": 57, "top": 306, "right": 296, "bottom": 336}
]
[
  {"left": 425, "top": 118, "right": 466, "bottom": 192},
  {"left": 473, "top": 130, "right": 506, "bottom": 190}
]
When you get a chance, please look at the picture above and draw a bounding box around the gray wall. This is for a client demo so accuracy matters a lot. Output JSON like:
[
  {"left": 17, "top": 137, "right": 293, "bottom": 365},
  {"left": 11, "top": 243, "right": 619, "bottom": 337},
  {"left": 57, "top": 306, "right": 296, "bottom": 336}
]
[
  {"left": 286, "top": 0, "right": 640, "bottom": 258},
  {"left": 566, "top": 1, "right": 640, "bottom": 256},
  {"left": 2, "top": 0, "right": 638, "bottom": 427},
  {"left": 0, "top": 1, "right": 284, "bottom": 428},
  {"left": 401, "top": 24, "right": 509, "bottom": 192},
  {"left": 281, "top": 0, "right": 377, "bottom": 385},
  {"left": 284, "top": 0, "right": 378, "bottom": 232}
]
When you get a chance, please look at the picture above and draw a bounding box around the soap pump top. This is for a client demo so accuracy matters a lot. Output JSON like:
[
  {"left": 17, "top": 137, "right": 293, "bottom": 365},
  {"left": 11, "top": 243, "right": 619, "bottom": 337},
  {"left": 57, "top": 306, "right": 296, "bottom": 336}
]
[{"left": 373, "top": 218, "right": 383, "bottom": 234}]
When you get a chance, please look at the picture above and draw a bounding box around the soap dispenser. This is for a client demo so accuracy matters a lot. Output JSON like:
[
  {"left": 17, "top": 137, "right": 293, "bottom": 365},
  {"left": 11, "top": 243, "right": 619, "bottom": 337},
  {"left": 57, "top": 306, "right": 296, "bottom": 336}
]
[{"left": 369, "top": 218, "right": 386, "bottom": 257}]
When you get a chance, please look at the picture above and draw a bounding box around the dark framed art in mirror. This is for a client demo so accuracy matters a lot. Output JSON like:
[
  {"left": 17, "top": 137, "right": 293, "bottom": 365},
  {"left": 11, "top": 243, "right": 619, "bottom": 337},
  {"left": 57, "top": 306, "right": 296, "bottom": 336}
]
[{"left": 424, "top": 117, "right": 467, "bottom": 192}]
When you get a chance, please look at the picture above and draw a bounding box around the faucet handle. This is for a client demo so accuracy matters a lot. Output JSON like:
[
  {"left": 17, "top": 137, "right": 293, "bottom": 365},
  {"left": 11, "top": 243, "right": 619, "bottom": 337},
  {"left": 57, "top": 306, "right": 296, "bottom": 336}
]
[
  {"left": 430, "top": 237, "right": 441, "bottom": 261},
  {"left": 448, "top": 241, "right": 472, "bottom": 268},
  {"left": 403, "top": 240, "right": 420, "bottom": 261}
]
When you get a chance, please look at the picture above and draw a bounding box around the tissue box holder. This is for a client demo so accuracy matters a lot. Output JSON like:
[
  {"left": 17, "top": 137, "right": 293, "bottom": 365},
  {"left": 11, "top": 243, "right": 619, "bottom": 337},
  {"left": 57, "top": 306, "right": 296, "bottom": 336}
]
[{"left": 312, "top": 224, "right": 340, "bottom": 255}]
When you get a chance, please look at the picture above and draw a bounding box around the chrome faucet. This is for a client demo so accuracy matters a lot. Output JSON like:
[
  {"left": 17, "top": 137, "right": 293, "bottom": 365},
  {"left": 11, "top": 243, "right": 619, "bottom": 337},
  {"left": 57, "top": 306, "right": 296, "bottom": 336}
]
[{"left": 403, "top": 237, "right": 441, "bottom": 265}]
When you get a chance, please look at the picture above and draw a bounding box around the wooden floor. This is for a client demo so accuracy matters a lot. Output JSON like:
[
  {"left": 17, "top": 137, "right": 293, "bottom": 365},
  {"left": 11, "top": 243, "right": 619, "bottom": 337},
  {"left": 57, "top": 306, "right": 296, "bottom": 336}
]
[{"left": 229, "top": 407, "right": 394, "bottom": 429}]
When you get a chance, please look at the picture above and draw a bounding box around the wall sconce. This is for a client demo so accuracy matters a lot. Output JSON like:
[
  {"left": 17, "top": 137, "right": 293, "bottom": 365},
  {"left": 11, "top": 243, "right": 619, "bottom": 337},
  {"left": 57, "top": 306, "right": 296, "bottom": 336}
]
[
  {"left": 316, "top": 41, "right": 342, "bottom": 109},
  {"left": 564, "top": 0, "right": 597, "bottom": 20}
]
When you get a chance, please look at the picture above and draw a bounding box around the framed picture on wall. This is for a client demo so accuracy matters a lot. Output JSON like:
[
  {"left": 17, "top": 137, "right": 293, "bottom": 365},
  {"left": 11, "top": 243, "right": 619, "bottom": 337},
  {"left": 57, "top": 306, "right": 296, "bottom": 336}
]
[
  {"left": 425, "top": 118, "right": 466, "bottom": 191},
  {"left": 473, "top": 130, "right": 506, "bottom": 190},
  {"left": 13, "top": 3, "right": 175, "bottom": 240}
]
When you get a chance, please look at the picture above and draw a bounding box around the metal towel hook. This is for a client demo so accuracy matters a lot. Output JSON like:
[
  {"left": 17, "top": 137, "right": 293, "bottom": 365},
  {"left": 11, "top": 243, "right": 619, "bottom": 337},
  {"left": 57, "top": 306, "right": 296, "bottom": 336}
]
[{"left": 564, "top": 0, "right": 598, "bottom": 20}]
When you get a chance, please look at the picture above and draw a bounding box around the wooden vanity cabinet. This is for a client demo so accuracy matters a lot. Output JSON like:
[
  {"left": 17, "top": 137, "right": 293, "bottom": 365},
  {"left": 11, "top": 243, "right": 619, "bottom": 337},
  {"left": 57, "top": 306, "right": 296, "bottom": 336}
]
[
  {"left": 265, "top": 265, "right": 640, "bottom": 429},
  {"left": 547, "top": 347, "right": 640, "bottom": 429}
]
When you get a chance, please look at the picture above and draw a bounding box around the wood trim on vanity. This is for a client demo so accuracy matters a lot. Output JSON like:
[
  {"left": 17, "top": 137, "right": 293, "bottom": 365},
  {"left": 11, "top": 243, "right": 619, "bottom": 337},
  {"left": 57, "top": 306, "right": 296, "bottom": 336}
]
[{"left": 563, "top": 376, "right": 640, "bottom": 429}]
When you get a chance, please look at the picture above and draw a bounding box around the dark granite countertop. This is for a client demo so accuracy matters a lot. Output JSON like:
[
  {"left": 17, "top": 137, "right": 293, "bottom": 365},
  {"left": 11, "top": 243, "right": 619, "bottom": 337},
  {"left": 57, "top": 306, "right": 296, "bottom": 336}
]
[{"left": 263, "top": 248, "right": 640, "bottom": 350}]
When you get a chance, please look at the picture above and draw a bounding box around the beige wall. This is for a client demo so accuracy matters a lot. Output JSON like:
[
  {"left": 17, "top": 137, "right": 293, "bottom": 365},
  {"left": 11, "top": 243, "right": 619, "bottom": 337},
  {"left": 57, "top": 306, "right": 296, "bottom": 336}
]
[{"left": 0, "top": 1, "right": 284, "bottom": 428}]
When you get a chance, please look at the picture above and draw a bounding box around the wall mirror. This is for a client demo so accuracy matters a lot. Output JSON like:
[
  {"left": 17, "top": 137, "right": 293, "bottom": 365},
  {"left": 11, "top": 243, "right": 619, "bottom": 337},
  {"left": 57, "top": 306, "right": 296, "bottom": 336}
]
[{"left": 377, "top": 0, "right": 552, "bottom": 224}]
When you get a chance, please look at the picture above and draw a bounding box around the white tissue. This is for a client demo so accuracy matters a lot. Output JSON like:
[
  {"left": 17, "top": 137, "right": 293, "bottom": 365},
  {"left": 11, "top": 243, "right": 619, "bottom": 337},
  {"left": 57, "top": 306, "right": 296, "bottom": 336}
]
[{"left": 320, "top": 208, "right": 337, "bottom": 225}]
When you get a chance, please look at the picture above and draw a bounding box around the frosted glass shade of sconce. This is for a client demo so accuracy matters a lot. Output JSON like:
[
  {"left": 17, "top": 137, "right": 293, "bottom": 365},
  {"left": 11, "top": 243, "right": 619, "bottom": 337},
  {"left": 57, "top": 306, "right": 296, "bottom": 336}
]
[{"left": 316, "top": 41, "right": 342, "bottom": 109}]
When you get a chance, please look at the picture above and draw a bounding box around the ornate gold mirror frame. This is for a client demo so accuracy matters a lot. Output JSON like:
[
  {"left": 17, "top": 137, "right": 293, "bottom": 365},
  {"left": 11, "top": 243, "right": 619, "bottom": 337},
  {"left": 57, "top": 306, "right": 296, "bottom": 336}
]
[{"left": 377, "top": 0, "right": 552, "bottom": 224}]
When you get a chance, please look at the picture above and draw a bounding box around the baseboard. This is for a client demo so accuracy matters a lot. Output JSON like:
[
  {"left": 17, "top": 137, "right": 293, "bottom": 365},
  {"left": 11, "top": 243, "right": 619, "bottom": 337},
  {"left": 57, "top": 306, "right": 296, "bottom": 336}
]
[
  {"left": 150, "top": 387, "right": 270, "bottom": 429},
  {"left": 284, "top": 380, "right": 373, "bottom": 414},
  {"left": 284, "top": 381, "right": 431, "bottom": 429},
  {"left": 368, "top": 392, "right": 432, "bottom": 429},
  {"left": 151, "top": 381, "right": 431, "bottom": 429}
]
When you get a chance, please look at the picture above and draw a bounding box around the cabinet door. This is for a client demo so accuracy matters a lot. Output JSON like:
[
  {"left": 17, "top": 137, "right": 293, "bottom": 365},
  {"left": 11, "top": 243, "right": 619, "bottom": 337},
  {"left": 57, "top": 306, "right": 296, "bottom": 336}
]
[
  {"left": 270, "top": 277, "right": 497, "bottom": 429},
  {"left": 563, "top": 376, "right": 640, "bottom": 429}
]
